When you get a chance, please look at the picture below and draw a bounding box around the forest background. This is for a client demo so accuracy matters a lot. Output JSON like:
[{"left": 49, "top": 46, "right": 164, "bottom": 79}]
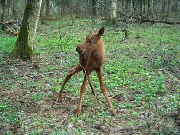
[{"left": 0, "top": 0, "right": 180, "bottom": 134}]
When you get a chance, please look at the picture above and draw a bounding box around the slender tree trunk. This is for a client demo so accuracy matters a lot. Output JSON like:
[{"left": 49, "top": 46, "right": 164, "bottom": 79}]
[
  {"left": 139, "top": 0, "right": 143, "bottom": 15},
  {"left": 92, "top": 0, "right": 97, "bottom": 16},
  {"left": 147, "top": 0, "right": 151, "bottom": 13},
  {"left": 125, "top": 0, "right": 129, "bottom": 10},
  {"left": 121, "top": 0, "right": 124, "bottom": 9},
  {"left": 12, "top": 0, "right": 18, "bottom": 20},
  {"left": 161, "top": 0, "right": 166, "bottom": 19},
  {"left": 46, "top": 0, "right": 50, "bottom": 18},
  {"left": 1, "top": 0, "right": 7, "bottom": 21},
  {"left": 132, "top": 0, "right": 135, "bottom": 9},
  {"left": 167, "top": 0, "right": 170, "bottom": 16},
  {"left": 12, "top": 0, "right": 42, "bottom": 60},
  {"left": 40, "top": 0, "right": 46, "bottom": 24},
  {"left": 40, "top": 0, "right": 46, "bottom": 17},
  {"left": 109, "top": 0, "right": 117, "bottom": 24},
  {"left": 143, "top": 0, "right": 146, "bottom": 14},
  {"left": 152, "top": 0, "right": 157, "bottom": 19}
]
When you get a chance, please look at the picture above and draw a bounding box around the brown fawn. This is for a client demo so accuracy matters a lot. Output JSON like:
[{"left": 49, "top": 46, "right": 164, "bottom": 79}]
[{"left": 57, "top": 27, "right": 116, "bottom": 116}]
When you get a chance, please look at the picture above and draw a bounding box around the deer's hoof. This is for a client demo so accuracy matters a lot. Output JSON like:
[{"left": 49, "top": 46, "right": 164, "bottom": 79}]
[
  {"left": 56, "top": 95, "right": 62, "bottom": 103},
  {"left": 76, "top": 109, "right": 81, "bottom": 116},
  {"left": 112, "top": 109, "right": 116, "bottom": 116}
]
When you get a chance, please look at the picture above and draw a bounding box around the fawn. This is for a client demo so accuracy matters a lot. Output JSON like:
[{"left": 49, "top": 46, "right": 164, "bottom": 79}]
[{"left": 57, "top": 27, "right": 116, "bottom": 116}]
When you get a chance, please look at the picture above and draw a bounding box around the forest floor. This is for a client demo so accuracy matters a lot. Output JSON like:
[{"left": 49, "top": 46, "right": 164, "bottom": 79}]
[{"left": 0, "top": 18, "right": 180, "bottom": 135}]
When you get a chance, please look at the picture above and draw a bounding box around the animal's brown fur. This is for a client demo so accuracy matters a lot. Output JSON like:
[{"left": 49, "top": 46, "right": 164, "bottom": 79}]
[{"left": 57, "top": 27, "right": 116, "bottom": 116}]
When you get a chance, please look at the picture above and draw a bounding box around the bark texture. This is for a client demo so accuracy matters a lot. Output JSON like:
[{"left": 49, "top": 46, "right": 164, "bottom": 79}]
[
  {"left": 12, "top": 0, "right": 42, "bottom": 60},
  {"left": 109, "top": 0, "right": 117, "bottom": 24}
]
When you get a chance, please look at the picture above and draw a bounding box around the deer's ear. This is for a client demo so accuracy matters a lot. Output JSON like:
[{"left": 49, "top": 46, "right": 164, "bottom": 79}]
[{"left": 98, "top": 27, "right": 105, "bottom": 36}]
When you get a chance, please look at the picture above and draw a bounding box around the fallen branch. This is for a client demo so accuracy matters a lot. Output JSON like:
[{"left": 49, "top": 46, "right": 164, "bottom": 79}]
[
  {"left": 0, "top": 20, "right": 20, "bottom": 35},
  {"left": 140, "top": 19, "right": 180, "bottom": 25}
]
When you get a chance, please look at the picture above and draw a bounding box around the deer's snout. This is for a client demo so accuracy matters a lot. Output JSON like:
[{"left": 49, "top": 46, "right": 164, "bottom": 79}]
[{"left": 76, "top": 46, "right": 83, "bottom": 54}]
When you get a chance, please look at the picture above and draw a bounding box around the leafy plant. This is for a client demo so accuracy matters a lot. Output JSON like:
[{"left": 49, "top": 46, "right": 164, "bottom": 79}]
[
  {"left": 31, "top": 92, "right": 45, "bottom": 101},
  {"left": 52, "top": 129, "right": 68, "bottom": 135}
]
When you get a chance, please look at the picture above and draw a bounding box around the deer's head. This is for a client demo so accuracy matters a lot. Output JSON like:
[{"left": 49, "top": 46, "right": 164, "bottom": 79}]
[{"left": 76, "top": 27, "right": 105, "bottom": 54}]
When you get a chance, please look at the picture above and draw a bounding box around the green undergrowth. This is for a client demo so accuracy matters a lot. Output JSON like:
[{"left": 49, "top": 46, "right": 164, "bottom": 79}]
[
  {"left": 0, "top": 18, "right": 179, "bottom": 134},
  {"left": 0, "top": 34, "right": 17, "bottom": 55}
]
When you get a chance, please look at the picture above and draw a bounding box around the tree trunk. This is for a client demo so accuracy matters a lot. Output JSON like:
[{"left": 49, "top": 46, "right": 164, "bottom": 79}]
[
  {"left": 159, "top": 0, "right": 164, "bottom": 19},
  {"left": 109, "top": 0, "right": 117, "bottom": 24},
  {"left": 92, "top": 0, "right": 97, "bottom": 16},
  {"left": 167, "top": 0, "right": 170, "bottom": 16},
  {"left": 147, "top": 0, "right": 151, "bottom": 13},
  {"left": 40, "top": 0, "right": 46, "bottom": 24},
  {"left": 46, "top": 0, "right": 50, "bottom": 18},
  {"left": 1, "top": 0, "right": 8, "bottom": 22},
  {"left": 12, "top": 0, "right": 42, "bottom": 60},
  {"left": 40, "top": 0, "right": 46, "bottom": 17},
  {"left": 139, "top": 0, "right": 143, "bottom": 15},
  {"left": 12, "top": 0, "right": 18, "bottom": 20}
]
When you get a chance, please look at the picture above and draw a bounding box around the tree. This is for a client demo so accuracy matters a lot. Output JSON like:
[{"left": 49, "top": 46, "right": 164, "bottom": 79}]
[
  {"left": 46, "top": 0, "right": 50, "bottom": 17},
  {"left": 92, "top": 0, "right": 97, "bottom": 16},
  {"left": 109, "top": 0, "right": 117, "bottom": 24},
  {"left": 12, "top": 0, "right": 42, "bottom": 60},
  {"left": 1, "top": 0, "right": 8, "bottom": 21}
]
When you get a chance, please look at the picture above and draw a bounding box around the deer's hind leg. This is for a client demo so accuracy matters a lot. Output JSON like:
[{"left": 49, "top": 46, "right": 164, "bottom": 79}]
[
  {"left": 57, "top": 64, "right": 82, "bottom": 102},
  {"left": 96, "top": 68, "right": 116, "bottom": 115}
]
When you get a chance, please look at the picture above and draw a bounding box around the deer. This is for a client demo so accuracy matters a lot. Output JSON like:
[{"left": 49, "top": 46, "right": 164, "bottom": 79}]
[{"left": 57, "top": 27, "right": 116, "bottom": 116}]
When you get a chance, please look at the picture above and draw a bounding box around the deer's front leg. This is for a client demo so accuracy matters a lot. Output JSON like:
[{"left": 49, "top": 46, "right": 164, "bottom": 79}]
[
  {"left": 76, "top": 74, "right": 88, "bottom": 116},
  {"left": 57, "top": 64, "right": 82, "bottom": 102}
]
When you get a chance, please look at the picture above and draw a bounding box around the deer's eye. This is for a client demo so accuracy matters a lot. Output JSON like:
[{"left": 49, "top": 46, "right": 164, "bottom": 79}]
[{"left": 88, "top": 40, "right": 92, "bottom": 44}]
